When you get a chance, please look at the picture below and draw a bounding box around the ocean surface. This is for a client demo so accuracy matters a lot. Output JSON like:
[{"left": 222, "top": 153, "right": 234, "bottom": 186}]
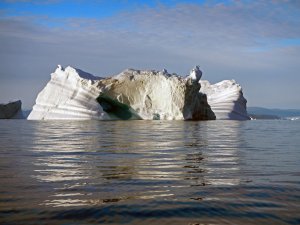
[{"left": 0, "top": 120, "right": 299, "bottom": 225}]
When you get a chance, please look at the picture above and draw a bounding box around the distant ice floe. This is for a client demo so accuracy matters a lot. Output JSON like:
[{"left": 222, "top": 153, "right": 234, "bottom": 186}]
[
  {"left": 285, "top": 117, "right": 300, "bottom": 121},
  {"left": 0, "top": 100, "right": 24, "bottom": 119}
]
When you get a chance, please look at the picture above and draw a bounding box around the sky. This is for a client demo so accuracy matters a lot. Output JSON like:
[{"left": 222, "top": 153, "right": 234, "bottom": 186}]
[{"left": 0, "top": 0, "right": 300, "bottom": 109}]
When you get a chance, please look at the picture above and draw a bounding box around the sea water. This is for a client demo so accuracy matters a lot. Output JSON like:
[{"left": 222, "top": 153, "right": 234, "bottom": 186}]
[{"left": 0, "top": 120, "right": 299, "bottom": 224}]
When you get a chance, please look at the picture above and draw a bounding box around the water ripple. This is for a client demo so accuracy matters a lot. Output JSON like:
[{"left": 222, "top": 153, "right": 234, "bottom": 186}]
[{"left": 0, "top": 120, "right": 300, "bottom": 224}]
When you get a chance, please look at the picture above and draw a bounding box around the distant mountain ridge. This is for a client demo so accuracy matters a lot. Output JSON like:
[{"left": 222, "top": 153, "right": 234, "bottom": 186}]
[{"left": 248, "top": 107, "right": 300, "bottom": 118}]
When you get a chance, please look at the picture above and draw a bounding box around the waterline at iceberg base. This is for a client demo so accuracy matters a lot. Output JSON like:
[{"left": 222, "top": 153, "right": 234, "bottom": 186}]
[{"left": 28, "top": 65, "right": 250, "bottom": 121}]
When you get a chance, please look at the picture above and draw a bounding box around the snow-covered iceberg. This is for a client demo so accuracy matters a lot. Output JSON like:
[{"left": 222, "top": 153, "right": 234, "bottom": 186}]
[
  {"left": 200, "top": 80, "right": 250, "bottom": 120},
  {"left": 28, "top": 65, "right": 216, "bottom": 120},
  {"left": 0, "top": 100, "right": 24, "bottom": 119}
]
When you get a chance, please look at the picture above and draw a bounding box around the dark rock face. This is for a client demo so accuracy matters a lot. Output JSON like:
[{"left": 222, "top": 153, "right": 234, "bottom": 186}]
[{"left": 0, "top": 100, "right": 23, "bottom": 119}]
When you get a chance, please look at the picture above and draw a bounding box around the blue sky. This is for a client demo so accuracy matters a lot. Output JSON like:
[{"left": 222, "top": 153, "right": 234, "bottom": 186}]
[
  {"left": 0, "top": 0, "right": 209, "bottom": 19},
  {"left": 0, "top": 0, "right": 300, "bottom": 109}
]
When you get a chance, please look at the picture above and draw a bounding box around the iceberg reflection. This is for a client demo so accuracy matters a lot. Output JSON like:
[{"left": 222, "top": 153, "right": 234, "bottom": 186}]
[{"left": 29, "top": 120, "right": 245, "bottom": 207}]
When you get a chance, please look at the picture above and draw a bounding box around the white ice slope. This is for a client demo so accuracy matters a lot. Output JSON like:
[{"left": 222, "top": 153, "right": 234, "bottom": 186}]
[
  {"left": 28, "top": 66, "right": 108, "bottom": 120},
  {"left": 200, "top": 80, "right": 250, "bottom": 120}
]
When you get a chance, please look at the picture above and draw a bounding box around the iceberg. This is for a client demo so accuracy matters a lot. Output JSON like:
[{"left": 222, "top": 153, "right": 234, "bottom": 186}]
[
  {"left": 28, "top": 65, "right": 216, "bottom": 120},
  {"left": 28, "top": 65, "right": 249, "bottom": 120},
  {"left": 0, "top": 100, "right": 24, "bottom": 119},
  {"left": 200, "top": 80, "right": 250, "bottom": 120}
]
